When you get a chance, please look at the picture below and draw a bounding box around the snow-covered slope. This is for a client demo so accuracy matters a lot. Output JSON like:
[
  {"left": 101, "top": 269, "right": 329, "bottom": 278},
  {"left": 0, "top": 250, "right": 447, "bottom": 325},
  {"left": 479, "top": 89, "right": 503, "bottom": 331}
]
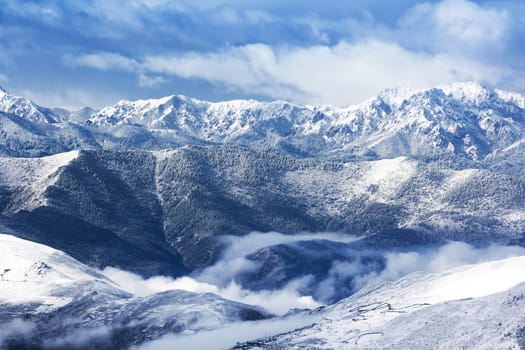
[
  {"left": 0, "top": 233, "right": 125, "bottom": 310},
  {"left": 0, "top": 150, "right": 79, "bottom": 212},
  {"left": 235, "top": 254, "right": 525, "bottom": 349},
  {"left": 0, "top": 233, "right": 270, "bottom": 349}
]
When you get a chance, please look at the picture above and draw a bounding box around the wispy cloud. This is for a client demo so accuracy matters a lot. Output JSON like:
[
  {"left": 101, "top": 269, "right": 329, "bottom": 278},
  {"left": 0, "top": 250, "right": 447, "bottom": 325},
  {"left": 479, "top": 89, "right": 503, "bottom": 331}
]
[
  {"left": 0, "top": 73, "right": 8, "bottom": 85},
  {"left": 138, "top": 73, "right": 166, "bottom": 87},
  {"left": 66, "top": 52, "right": 139, "bottom": 71},
  {"left": 19, "top": 88, "right": 122, "bottom": 110}
]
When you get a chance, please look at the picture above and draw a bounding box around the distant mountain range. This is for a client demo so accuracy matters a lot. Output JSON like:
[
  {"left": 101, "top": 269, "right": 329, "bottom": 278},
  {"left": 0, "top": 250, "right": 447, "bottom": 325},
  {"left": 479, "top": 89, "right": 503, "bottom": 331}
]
[{"left": 1, "top": 82, "right": 524, "bottom": 161}]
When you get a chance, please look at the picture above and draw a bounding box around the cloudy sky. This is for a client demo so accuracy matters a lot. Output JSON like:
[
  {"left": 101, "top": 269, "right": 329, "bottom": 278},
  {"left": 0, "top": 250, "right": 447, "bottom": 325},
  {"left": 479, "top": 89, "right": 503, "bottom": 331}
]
[{"left": 0, "top": 0, "right": 524, "bottom": 109}]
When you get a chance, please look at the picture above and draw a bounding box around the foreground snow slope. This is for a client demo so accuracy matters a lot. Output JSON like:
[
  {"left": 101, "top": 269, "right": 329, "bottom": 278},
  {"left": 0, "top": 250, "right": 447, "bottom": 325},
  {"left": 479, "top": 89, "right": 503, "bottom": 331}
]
[
  {"left": 0, "top": 233, "right": 269, "bottom": 349},
  {"left": 236, "top": 254, "right": 525, "bottom": 349},
  {"left": 0, "top": 232, "right": 125, "bottom": 310}
]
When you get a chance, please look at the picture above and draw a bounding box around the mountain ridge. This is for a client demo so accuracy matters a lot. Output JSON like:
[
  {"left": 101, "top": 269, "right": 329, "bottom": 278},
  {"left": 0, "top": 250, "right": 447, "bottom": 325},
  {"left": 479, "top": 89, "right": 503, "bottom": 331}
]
[{"left": 0, "top": 82, "right": 524, "bottom": 161}]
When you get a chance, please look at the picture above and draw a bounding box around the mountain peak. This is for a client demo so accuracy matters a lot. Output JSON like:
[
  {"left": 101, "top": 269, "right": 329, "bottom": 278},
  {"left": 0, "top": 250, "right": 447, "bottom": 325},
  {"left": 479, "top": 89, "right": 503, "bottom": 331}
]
[
  {"left": 377, "top": 86, "right": 417, "bottom": 107},
  {"left": 438, "top": 81, "right": 493, "bottom": 103}
]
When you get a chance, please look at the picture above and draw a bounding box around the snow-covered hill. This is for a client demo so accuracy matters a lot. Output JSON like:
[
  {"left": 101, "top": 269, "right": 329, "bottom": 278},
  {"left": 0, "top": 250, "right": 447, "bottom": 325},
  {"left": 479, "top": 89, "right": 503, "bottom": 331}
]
[
  {"left": 1, "top": 146, "right": 524, "bottom": 277},
  {"left": 0, "top": 233, "right": 270, "bottom": 349},
  {"left": 235, "top": 254, "right": 525, "bottom": 349}
]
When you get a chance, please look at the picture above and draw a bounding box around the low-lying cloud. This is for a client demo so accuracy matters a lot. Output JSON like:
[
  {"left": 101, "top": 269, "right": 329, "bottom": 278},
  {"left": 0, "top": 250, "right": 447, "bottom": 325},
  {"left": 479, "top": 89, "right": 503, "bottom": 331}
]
[
  {"left": 103, "top": 231, "right": 356, "bottom": 314},
  {"left": 0, "top": 319, "right": 36, "bottom": 348},
  {"left": 42, "top": 326, "right": 113, "bottom": 349},
  {"left": 102, "top": 232, "right": 525, "bottom": 317},
  {"left": 330, "top": 241, "right": 525, "bottom": 297},
  {"left": 104, "top": 232, "right": 525, "bottom": 350},
  {"left": 103, "top": 267, "right": 219, "bottom": 297},
  {"left": 136, "top": 312, "right": 323, "bottom": 350}
]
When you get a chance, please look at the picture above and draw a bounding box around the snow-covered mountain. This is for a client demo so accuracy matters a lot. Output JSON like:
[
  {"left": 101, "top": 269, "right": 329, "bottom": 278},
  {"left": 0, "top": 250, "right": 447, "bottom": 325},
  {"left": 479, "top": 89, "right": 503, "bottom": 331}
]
[
  {"left": 235, "top": 254, "right": 525, "bottom": 349},
  {"left": 83, "top": 82, "right": 525, "bottom": 160},
  {"left": 0, "top": 233, "right": 270, "bottom": 349},
  {"left": 0, "top": 88, "right": 99, "bottom": 157},
  {"left": 1, "top": 83, "right": 525, "bottom": 349},
  {"left": 0, "top": 87, "right": 63, "bottom": 124},
  {"left": 0, "top": 82, "right": 524, "bottom": 160}
]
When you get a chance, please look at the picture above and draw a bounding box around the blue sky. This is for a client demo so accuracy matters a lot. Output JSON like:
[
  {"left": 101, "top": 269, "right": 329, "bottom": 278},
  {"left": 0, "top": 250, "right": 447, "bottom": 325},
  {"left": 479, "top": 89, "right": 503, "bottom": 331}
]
[{"left": 0, "top": 0, "right": 524, "bottom": 109}]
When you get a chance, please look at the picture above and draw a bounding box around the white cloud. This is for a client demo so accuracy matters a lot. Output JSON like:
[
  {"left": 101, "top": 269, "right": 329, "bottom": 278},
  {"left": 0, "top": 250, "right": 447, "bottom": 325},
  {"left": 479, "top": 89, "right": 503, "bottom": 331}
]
[
  {"left": 433, "top": 0, "right": 508, "bottom": 43},
  {"left": 130, "top": 0, "right": 519, "bottom": 105},
  {"left": 56, "top": 0, "right": 522, "bottom": 106},
  {"left": 101, "top": 231, "right": 525, "bottom": 316},
  {"left": 102, "top": 267, "right": 219, "bottom": 297},
  {"left": 138, "top": 313, "right": 323, "bottom": 350},
  {"left": 143, "top": 44, "right": 271, "bottom": 88},
  {"left": 101, "top": 266, "right": 319, "bottom": 315},
  {"left": 138, "top": 73, "right": 166, "bottom": 87},
  {"left": 351, "top": 241, "right": 525, "bottom": 291},
  {"left": 43, "top": 326, "right": 112, "bottom": 349},
  {"left": 99, "top": 226, "right": 525, "bottom": 321},
  {"left": 100, "top": 231, "right": 353, "bottom": 315},
  {"left": 219, "top": 231, "right": 357, "bottom": 261},
  {"left": 399, "top": 0, "right": 510, "bottom": 54},
  {"left": 141, "top": 40, "right": 515, "bottom": 105}
]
